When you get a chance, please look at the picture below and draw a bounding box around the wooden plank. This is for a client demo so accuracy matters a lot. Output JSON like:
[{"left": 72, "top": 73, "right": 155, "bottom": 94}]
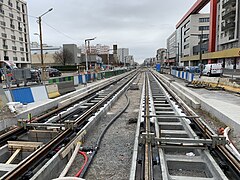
[
  {"left": 60, "top": 130, "right": 86, "bottom": 159},
  {"left": 6, "top": 149, "right": 21, "bottom": 164},
  {"left": 7, "top": 141, "right": 43, "bottom": 151}
]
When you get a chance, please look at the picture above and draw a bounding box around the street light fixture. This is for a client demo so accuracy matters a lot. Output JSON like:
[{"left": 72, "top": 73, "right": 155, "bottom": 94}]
[
  {"left": 84, "top": 37, "right": 96, "bottom": 71},
  {"left": 37, "top": 8, "right": 53, "bottom": 67}
]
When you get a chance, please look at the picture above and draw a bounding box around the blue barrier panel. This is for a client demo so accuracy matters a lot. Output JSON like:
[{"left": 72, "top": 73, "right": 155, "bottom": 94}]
[
  {"left": 186, "top": 72, "right": 189, "bottom": 81},
  {"left": 178, "top": 71, "right": 180, "bottom": 78},
  {"left": 191, "top": 73, "right": 194, "bottom": 82},
  {"left": 78, "top": 75, "right": 83, "bottom": 84},
  {"left": 11, "top": 87, "right": 34, "bottom": 104},
  {"left": 181, "top": 71, "right": 184, "bottom": 79},
  {"left": 93, "top": 73, "right": 96, "bottom": 80},
  {"left": 87, "top": 74, "right": 91, "bottom": 82}
]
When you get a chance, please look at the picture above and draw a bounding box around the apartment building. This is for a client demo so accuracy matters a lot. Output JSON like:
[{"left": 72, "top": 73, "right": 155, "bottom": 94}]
[
  {"left": 117, "top": 48, "right": 129, "bottom": 65},
  {"left": 176, "top": 13, "right": 210, "bottom": 66},
  {"left": 216, "top": 0, "right": 240, "bottom": 69},
  {"left": 0, "top": 0, "right": 31, "bottom": 68},
  {"left": 156, "top": 48, "right": 167, "bottom": 66},
  {"left": 166, "top": 31, "right": 177, "bottom": 65}
]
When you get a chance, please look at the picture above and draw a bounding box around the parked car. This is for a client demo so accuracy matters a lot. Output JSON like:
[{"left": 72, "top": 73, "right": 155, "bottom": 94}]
[
  {"left": 47, "top": 68, "right": 61, "bottom": 77},
  {"left": 202, "top": 63, "right": 223, "bottom": 76},
  {"left": 185, "top": 66, "right": 200, "bottom": 73}
]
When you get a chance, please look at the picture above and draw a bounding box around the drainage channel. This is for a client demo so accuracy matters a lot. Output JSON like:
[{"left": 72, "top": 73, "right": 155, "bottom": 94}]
[
  {"left": 131, "top": 70, "right": 228, "bottom": 180},
  {"left": 1, "top": 71, "right": 138, "bottom": 179}
]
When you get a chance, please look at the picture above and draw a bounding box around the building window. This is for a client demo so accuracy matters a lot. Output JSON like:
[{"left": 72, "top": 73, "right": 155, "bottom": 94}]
[
  {"left": 11, "top": 35, "right": 16, "bottom": 40},
  {"left": 13, "top": 57, "right": 18, "bottom": 61},
  {"left": 199, "top": 34, "right": 209, "bottom": 39},
  {"left": 9, "top": 13, "right": 13, "bottom": 18},
  {"left": 184, "top": 44, "right": 189, "bottom": 49},
  {"left": 199, "top": 26, "right": 209, "bottom": 31},
  {"left": 199, "top": 17, "right": 210, "bottom": 22},
  {"left": 0, "top": 21, "right": 6, "bottom": 26}
]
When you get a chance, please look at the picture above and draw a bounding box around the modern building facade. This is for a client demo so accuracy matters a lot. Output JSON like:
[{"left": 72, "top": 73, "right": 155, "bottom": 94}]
[
  {"left": 175, "top": 0, "right": 240, "bottom": 69},
  {"left": 166, "top": 31, "right": 178, "bottom": 65},
  {"left": 30, "top": 42, "right": 62, "bottom": 66},
  {"left": 156, "top": 48, "right": 167, "bottom": 66},
  {"left": 176, "top": 13, "right": 210, "bottom": 66},
  {"left": 63, "top": 44, "right": 81, "bottom": 65},
  {"left": 0, "top": 0, "right": 31, "bottom": 68},
  {"left": 117, "top": 48, "right": 129, "bottom": 65}
]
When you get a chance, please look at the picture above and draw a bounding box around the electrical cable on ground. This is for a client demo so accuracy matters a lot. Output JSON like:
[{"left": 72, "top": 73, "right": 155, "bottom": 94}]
[{"left": 79, "top": 92, "right": 130, "bottom": 178}]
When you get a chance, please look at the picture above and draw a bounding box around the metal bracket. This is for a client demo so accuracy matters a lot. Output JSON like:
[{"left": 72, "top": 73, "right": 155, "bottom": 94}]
[
  {"left": 139, "top": 132, "right": 155, "bottom": 144},
  {"left": 212, "top": 135, "right": 227, "bottom": 148},
  {"left": 64, "top": 120, "right": 75, "bottom": 130}
]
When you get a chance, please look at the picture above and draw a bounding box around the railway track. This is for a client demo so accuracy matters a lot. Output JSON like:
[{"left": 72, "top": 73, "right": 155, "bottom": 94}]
[
  {"left": 1, "top": 70, "right": 138, "bottom": 179},
  {"left": 131, "top": 70, "right": 240, "bottom": 180}
]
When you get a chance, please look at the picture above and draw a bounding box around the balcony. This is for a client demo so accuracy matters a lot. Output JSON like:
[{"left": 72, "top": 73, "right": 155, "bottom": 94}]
[
  {"left": 10, "top": 24, "right": 15, "bottom": 29},
  {"left": 1, "top": 33, "right": 7, "bottom": 38},
  {"left": 221, "top": 22, "right": 235, "bottom": 31},
  {"left": 222, "top": 10, "right": 236, "bottom": 20},
  {"left": 0, "top": 9, "right": 4, "bottom": 15},
  {"left": 8, "top": 2, "right": 13, "bottom": 7},
  {"left": 3, "top": 45, "right": 8, "bottom": 49},
  {"left": 223, "top": 0, "right": 236, "bottom": 8}
]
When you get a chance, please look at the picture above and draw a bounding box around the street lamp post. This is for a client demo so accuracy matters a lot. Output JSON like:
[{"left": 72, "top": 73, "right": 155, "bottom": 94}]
[
  {"left": 37, "top": 8, "right": 53, "bottom": 66},
  {"left": 84, "top": 37, "right": 96, "bottom": 71}
]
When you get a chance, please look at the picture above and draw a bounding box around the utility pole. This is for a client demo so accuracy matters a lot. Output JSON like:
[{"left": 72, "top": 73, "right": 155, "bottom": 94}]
[{"left": 199, "top": 29, "right": 203, "bottom": 76}]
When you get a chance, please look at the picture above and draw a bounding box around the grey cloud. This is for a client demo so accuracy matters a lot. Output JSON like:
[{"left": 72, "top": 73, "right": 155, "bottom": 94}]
[{"left": 26, "top": 0, "right": 200, "bottom": 63}]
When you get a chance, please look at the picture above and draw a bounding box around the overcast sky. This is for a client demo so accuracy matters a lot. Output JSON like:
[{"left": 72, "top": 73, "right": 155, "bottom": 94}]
[{"left": 26, "top": 0, "right": 209, "bottom": 63}]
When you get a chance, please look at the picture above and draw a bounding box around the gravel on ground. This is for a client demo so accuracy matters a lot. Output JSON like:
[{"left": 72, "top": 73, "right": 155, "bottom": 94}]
[{"left": 67, "top": 73, "right": 143, "bottom": 179}]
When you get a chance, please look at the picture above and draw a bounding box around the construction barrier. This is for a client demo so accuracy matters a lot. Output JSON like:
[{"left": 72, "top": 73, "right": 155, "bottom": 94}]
[
  {"left": 11, "top": 87, "right": 34, "bottom": 104},
  {"left": 30, "top": 85, "right": 49, "bottom": 102},
  {"left": 48, "top": 76, "right": 74, "bottom": 84},
  {"left": 46, "top": 84, "right": 60, "bottom": 99},
  {"left": 2, "top": 69, "right": 128, "bottom": 104},
  {"left": 73, "top": 76, "right": 79, "bottom": 86},
  {"left": 57, "top": 81, "right": 76, "bottom": 95},
  {"left": 171, "top": 70, "right": 194, "bottom": 82}
]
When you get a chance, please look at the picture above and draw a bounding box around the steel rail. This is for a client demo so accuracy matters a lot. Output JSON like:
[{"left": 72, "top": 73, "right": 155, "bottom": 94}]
[
  {"left": 2, "top": 71, "right": 139, "bottom": 179},
  {"left": 0, "top": 72, "right": 134, "bottom": 147},
  {"left": 151, "top": 70, "right": 240, "bottom": 178}
]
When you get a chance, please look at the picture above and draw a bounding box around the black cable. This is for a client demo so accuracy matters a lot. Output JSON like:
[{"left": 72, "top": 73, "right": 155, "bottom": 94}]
[{"left": 79, "top": 92, "right": 130, "bottom": 178}]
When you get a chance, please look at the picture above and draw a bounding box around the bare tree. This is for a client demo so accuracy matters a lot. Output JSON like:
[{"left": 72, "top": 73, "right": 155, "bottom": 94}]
[{"left": 53, "top": 49, "right": 74, "bottom": 65}]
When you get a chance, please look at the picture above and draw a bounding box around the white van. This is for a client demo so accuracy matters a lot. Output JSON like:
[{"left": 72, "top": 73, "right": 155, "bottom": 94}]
[{"left": 202, "top": 63, "right": 223, "bottom": 76}]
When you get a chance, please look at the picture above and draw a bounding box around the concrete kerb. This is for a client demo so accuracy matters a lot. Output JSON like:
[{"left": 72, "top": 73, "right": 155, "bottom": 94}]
[{"left": 158, "top": 72, "right": 240, "bottom": 133}]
